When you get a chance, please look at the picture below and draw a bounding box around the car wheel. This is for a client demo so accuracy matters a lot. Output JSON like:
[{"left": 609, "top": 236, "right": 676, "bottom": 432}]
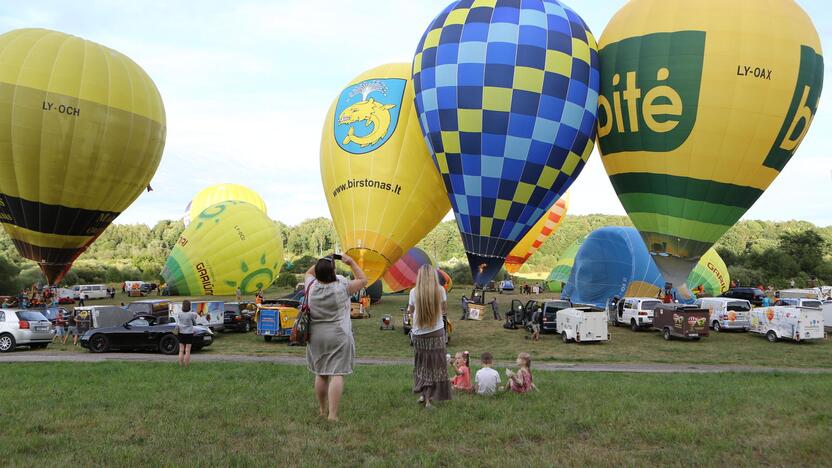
[
  {"left": 713, "top": 321, "right": 721, "bottom": 332},
  {"left": 630, "top": 320, "right": 639, "bottom": 332},
  {"left": 0, "top": 333, "right": 16, "bottom": 352},
  {"left": 89, "top": 334, "right": 109, "bottom": 353},
  {"left": 562, "top": 331, "right": 569, "bottom": 343},
  {"left": 766, "top": 331, "right": 778, "bottom": 343},
  {"left": 663, "top": 328, "right": 671, "bottom": 341},
  {"left": 159, "top": 334, "right": 179, "bottom": 355},
  {"left": 264, "top": 335, "right": 273, "bottom": 342}
]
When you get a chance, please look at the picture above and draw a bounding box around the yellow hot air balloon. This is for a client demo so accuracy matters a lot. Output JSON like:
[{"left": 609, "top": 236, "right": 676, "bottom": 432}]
[
  {"left": 504, "top": 193, "right": 570, "bottom": 274},
  {"left": 183, "top": 184, "right": 266, "bottom": 227},
  {"left": 0, "top": 28, "right": 166, "bottom": 284},
  {"left": 320, "top": 63, "right": 450, "bottom": 283},
  {"left": 597, "top": 0, "right": 823, "bottom": 297},
  {"left": 161, "top": 201, "right": 283, "bottom": 296}
]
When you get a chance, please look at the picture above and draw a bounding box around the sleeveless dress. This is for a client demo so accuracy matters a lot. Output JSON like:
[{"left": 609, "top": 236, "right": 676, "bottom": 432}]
[{"left": 305, "top": 275, "right": 355, "bottom": 376}]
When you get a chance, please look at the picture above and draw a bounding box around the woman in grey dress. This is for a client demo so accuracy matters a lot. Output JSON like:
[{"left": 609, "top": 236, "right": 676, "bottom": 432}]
[{"left": 304, "top": 253, "right": 367, "bottom": 421}]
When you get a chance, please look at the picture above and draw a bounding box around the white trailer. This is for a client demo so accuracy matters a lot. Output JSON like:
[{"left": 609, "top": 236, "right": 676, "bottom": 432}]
[
  {"left": 750, "top": 306, "right": 825, "bottom": 343},
  {"left": 557, "top": 307, "right": 609, "bottom": 343}
]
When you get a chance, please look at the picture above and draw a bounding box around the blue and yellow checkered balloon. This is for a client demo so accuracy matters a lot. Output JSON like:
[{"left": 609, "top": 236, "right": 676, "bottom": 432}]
[{"left": 413, "top": 0, "right": 599, "bottom": 286}]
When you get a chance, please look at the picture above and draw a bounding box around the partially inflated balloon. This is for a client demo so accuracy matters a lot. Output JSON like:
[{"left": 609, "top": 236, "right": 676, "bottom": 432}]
[
  {"left": 437, "top": 268, "right": 453, "bottom": 292},
  {"left": 598, "top": 0, "right": 823, "bottom": 297},
  {"left": 546, "top": 235, "right": 585, "bottom": 290},
  {"left": 382, "top": 247, "right": 434, "bottom": 293},
  {"left": 161, "top": 201, "right": 283, "bottom": 296},
  {"left": 504, "top": 193, "right": 569, "bottom": 274},
  {"left": 183, "top": 184, "right": 266, "bottom": 227},
  {"left": 686, "top": 248, "right": 729, "bottom": 297},
  {"left": 0, "top": 29, "right": 166, "bottom": 284},
  {"left": 321, "top": 63, "right": 450, "bottom": 284},
  {"left": 413, "top": 0, "right": 600, "bottom": 286}
]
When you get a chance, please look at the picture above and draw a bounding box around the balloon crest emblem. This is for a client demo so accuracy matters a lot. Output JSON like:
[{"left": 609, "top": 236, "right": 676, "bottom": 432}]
[{"left": 334, "top": 79, "right": 405, "bottom": 154}]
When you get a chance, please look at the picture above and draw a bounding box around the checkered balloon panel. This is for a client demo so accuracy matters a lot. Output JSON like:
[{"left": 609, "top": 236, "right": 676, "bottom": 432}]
[{"left": 413, "top": 0, "right": 599, "bottom": 281}]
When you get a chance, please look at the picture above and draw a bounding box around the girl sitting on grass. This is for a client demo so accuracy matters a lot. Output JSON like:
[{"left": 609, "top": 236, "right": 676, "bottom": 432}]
[
  {"left": 504, "top": 352, "right": 536, "bottom": 394},
  {"left": 451, "top": 351, "right": 472, "bottom": 392}
]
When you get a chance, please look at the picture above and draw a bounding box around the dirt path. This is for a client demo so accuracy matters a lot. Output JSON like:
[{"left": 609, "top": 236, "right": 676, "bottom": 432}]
[{"left": 2, "top": 352, "right": 831, "bottom": 374}]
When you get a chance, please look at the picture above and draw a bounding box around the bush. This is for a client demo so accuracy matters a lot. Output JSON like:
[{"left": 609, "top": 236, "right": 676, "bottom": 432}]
[
  {"left": 275, "top": 272, "right": 298, "bottom": 288},
  {"left": 447, "top": 263, "right": 472, "bottom": 286}
]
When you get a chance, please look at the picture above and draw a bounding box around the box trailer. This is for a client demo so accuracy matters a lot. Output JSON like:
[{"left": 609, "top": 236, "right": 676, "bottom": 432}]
[
  {"left": 170, "top": 301, "right": 225, "bottom": 332},
  {"left": 750, "top": 306, "right": 825, "bottom": 343},
  {"left": 652, "top": 304, "right": 710, "bottom": 341},
  {"left": 556, "top": 307, "right": 609, "bottom": 343},
  {"left": 74, "top": 306, "right": 134, "bottom": 329}
]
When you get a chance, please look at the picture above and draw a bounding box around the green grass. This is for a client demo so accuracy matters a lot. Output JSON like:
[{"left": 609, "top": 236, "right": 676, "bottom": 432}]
[
  {"left": 49, "top": 288, "right": 832, "bottom": 369},
  {"left": 1, "top": 362, "right": 831, "bottom": 466}
]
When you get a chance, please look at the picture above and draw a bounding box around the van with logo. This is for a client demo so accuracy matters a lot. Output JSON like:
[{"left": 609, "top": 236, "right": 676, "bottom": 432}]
[
  {"left": 170, "top": 301, "right": 225, "bottom": 332},
  {"left": 695, "top": 297, "right": 751, "bottom": 332},
  {"left": 750, "top": 306, "right": 824, "bottom": 343},
  {"left": 74, "top": 284, "right": 110, "bottom": 300}
]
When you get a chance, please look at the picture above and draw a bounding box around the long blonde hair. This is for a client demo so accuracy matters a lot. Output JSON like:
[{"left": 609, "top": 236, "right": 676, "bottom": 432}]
[{"left": 414, "top": 264, "right": 442, "bottom": 329}]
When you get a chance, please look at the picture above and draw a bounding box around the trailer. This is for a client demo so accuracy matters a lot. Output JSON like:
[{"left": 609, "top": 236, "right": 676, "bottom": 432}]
[
  {"left": 556, "top": 307, "right": 609, "bottom": 343},
  {"left": 750, "top": 306, "right": 825, "bottom": 343},
  {"left": 74, "top": 306, "right": 134, "bottom": 329},
  {"left": 652, "top": 304, "right": 710, "bottom": 341},
  {"left": 169, "top": 301, "right": 225, "bottom": 332},
  {"left": 256, "top": 304, "right": 299, "bottom": 342}
]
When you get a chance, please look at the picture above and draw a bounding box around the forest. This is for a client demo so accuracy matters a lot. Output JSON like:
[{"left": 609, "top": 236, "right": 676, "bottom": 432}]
[{"left": 0, "top": 215, "right": 830, "bottom": 294}]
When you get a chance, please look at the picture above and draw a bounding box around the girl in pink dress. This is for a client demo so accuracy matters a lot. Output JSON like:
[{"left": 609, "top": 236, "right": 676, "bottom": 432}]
[
  {"left": 506, "top": 352, "right": 536, "bottom": 394},
  {"left": 451, "top": 351, "right": 472, "bottom": 392}
]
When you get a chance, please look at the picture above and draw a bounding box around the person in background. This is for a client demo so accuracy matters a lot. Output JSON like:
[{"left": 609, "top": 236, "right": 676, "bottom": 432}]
[
  {"left": 451, "top": 351, "right": 472, "bottom": 393},
  {"left": 305, "top": 254, "right": 367, "bottom": 421},
  {"left": 177, "top": 300, "right": 198, "bottom": 368},
  {"left": 255, "top": 288, "right": 263, "bottom": 305},
  {"left": 529, "top": 306, "right": 542, "bottom": 342},
  {"left": 52, "top": 309, "right": 66, "bottom": 344},
  {"left": 68, "top": 310, "right": 80, "bottom": 346},
  {"left": 235, "top": 286, "right": 242, "bottom": 302},
  {"left": 474, "top": 352, "right": 500, "bottom": 396},
  {"left": 409, "top": 264, "right": 451, "bottom": 409},
  {"left": 505, "top": 352, "right": 536, "bottom": 394}
]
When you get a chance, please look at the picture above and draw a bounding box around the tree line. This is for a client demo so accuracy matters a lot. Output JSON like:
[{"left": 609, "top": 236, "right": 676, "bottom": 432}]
[{"left": 0, "top": 216, "right": 830, "bottom": 294}]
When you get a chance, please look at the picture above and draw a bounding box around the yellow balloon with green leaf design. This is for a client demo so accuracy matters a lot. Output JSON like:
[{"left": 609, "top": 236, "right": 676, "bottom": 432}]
[{"left": 161, "top": 201, "right": 283, "bottom": 296}]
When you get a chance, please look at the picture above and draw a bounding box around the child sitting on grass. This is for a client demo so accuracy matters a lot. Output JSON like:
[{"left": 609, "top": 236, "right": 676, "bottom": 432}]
[
  {"left": 474, "top": 352, "right": 500, "bottom": 396},
  {"left": 504, "top": 352, "right": 536, "bottom": 394},
  {"left": 451, "top": 351, "right": 472, "bottom": 392}
]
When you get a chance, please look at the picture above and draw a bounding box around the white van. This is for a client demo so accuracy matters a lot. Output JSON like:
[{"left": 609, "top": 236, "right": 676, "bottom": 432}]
[
  {"left": 557, "top": 307, "right": 609, "bottom": 343},
  {"left": 823, "top": 301, "right": 832, "bottom": 333},
  {"left": 74, "top": 284, "right": 110, "bottom": 300},
  {"left": 609, "top": 297, "right": 662, "bottom": 331},
  {"left": 170, "top": 301, "right": 225, "bottom": 332},
  {"left": 695, "top": 297, "right": 751, "bottom": 332},
  {"left": 750, "top": 306, "right": 825, "bottom": 343},
  {"left": 778, "top": 289, "right": 822, "bottom": 300}
]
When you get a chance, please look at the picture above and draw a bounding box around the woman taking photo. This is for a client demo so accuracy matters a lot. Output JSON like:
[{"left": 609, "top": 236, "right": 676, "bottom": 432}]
[
  {"left": 408, "top": 264, "right": 451, "bottom": 409},
  {"left": 304, "top": 253, "right": 367, "bottom": 421}
]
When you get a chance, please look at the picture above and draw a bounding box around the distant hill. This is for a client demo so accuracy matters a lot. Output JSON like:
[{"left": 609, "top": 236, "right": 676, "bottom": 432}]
[{"left": 0, "top": 215, "right": 829, "bottom": 292}]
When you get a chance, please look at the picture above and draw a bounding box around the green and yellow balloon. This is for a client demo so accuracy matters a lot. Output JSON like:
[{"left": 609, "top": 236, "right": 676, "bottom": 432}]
[
  {"left": 598, "top": 0, "right": 823, "bottom": 297},
  {"left": 0, "top": 29, "right": 166, "bottom": 284},
  {"left": 161, "top": 201, "right": 284, "bottom": 296}
]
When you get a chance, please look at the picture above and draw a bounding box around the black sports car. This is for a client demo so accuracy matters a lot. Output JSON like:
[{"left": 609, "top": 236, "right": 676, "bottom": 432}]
[{"left": 80, "top": 314, "right": 213, "bottom": 355}]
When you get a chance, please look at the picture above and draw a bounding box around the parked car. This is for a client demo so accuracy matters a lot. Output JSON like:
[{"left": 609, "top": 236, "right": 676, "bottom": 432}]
[
  {"left": 557, "top": 307, "right": 609, "bottom": 343},
  {"left": 127, "top": 300, "right": 171, "bottom": 317},
  {"left": 74, "top": 284, "right": 111, "bottom": 300},
  {"left": 498, "top": 279, "right": 514, "bottom": 293},
  {"left": 540, "top": 300, "right": 572, "bottom": 333},
  {"left": 0, "top": 309, "right": 53, "bottom": 352},
  {"left": 652, "top": 304, "right": 710, "bottom": 341},
  {"left": 695, "top": 297, "right": 752, "bottom": 332},
  {"left": 223, "top": 302, "right": 256, "bottom": 332},
  {"left": 608, "top": 297, "right": 662, "bottom": 331},
  {"left": 720, "top": 287, "right": 767, "bottom": 306},
  {"left": 509, "top": 299, "right": 539, "bottom": 328},
  {"left": 777, "top": 288, "right": 823, "bottom": 301},
  {"left": 81, "top": 314, "right": 213, "bottom": 354},
  {"left": 774, "top": 298, "right": 823, "bottom": 309},
  {"left": 750, "top": 306, "right": 825, "bottom": 343}
]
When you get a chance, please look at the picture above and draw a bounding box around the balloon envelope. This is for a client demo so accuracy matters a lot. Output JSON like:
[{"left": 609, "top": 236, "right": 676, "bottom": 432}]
[
  {"left": 562, "top": 227, "right": 729, "bottom": 307},
  {"left": 505, "top": 193, "right": 569, "bottom": 274},
  {"left": 382, "top": 247, "right": 434, "bottom": 293},
  {"left": 546, "top": 235, "right": 585, "bottom": 291},
  {"left": 184, "top": 184, "right": 266, "bottom": 227},
  {"left": 437, "top": 268, "right": 453, "bottom": 292},
  {"left": 321, "top": 63, "right": 449, "bottom": 284},
  {"left": 597, "top": 0, "right": 823, "bottom": 297},
  {"left": 161, "top": 201, "right": 284, "bottom": 296},
  {"left": 0, "top": 28, "right": 166, "bottom": 284},
  {"left": 413, "top": 0, "right": 600, "bottom": 286}
]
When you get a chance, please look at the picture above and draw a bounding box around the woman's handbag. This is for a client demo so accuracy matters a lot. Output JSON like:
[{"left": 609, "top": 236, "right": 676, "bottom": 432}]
[{"left": 290, "top": 281, "right": 315, "bottom": 346}]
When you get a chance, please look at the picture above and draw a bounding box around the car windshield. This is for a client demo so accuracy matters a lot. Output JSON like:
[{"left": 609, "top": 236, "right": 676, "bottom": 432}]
[
  {"left": 641, "top": 300, "right": 661, "bottom": 310},
  {"left": 727, "top": 302, "right": 751, "bottom": 312},
  {"left": 16, "top": 311, "right": 48, "bottom": 321}
]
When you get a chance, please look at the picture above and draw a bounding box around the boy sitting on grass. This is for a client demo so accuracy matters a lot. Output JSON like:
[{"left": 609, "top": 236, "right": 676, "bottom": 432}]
[{"left": 474, "top": 352, "right": 500, "bottom": 396}]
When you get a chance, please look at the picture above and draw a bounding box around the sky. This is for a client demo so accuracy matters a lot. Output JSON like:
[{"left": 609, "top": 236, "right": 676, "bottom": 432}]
[{"left": 1, "top": 0, "right": 830, "bottom": 227}]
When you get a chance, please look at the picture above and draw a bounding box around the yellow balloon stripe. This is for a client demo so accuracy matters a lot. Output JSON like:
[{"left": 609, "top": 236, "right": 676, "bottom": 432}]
[{"left": 2, "top": 224, "right": 92, "bottom": 249}]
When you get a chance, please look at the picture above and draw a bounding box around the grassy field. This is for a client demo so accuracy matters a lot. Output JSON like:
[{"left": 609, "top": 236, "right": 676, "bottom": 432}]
[
  {"left": 42, "top": 287, "right": 832, "bottom": 369},
  {"left": 1, "top": 362, "right": 830, "bottom": 466}
]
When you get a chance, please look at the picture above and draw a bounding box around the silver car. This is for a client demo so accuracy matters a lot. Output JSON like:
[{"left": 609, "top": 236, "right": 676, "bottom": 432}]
[{"left": 0, "top": 309, "right": 53, "bottom": 352}]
